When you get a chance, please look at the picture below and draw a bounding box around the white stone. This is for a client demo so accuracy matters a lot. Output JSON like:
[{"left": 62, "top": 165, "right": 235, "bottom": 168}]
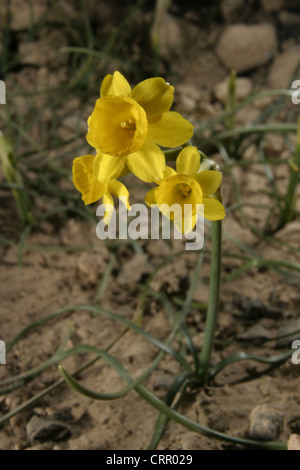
[
  {"left": 221, "top": 0, "right": 244, "bottom": 21},
  {"left": 249, "top": 404, "right": 284, "bottom": 441},
  {"left": 155, "top": 13, "right": 184, "bottom": 57},
  {"left": 262, "top": 0, "right": 283, "bottom": 12},
  {"left": 10, "top": 0, "right": 48, "bottom": 30},
  {"left": 216, "top": 23, "right": 277, "bottom": 72},
  {"left": 213, "top": 76, "right": 253, "bottom": 104},
  {"left": 175, "top": 83, "right": 202, "bottom": 113},
  {"left": 279, "top": 11, "right": 300, "bottom": 25},
  {"left": 268, "top": 46, "right": 300, "bottom": 89},
  {"left": 288, "top": 434, "right": 300, "bottom": 451},
  {"left": 19, "top": 42, "right": 59, "bottom": 68}
]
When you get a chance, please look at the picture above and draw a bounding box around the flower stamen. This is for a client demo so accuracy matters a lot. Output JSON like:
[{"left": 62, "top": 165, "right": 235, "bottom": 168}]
[
  {"left": 120, "top": 119, "right": 136, "bottom": 133},
  {"left": 178, "top": 183, "right": 192, "bottom": 197}
]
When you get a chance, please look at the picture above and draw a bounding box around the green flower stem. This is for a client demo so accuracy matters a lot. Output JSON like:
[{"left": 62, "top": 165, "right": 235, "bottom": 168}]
[
  {"left": 198, "top": 220, "right": 222, "bottom": 384},
  {"left": 225, "top": 70, "right": 237, "bottom": 130},
  {"left": 150, "top": 0, "right": 172, "bottom": 75}
]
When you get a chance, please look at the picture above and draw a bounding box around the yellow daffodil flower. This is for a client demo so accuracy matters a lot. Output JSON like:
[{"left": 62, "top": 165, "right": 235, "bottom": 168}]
[
  {"left": 145, "top": 146, "right": 225, "bottom": 233},
  {"left": 72, "top": 154, "right": 130, "bottom": 224},
  {"left": 87, "top": 71, "right": 194, "bottom": 183}
]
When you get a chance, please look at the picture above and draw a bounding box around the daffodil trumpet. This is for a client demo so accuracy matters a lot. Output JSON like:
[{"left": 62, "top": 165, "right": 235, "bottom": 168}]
[{"left": 145, "top": 146, "right": 225, "bottom": 234}]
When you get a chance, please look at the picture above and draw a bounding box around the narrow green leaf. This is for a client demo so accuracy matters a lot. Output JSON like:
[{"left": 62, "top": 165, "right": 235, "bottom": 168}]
[{"left": 208, "top": 349, "right": 293, "bottom": 382}]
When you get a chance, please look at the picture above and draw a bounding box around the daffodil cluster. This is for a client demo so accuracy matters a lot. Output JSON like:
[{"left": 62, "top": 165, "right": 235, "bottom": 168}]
[{"left": 72, "top": 71, "right": 225, "bottom": 232}]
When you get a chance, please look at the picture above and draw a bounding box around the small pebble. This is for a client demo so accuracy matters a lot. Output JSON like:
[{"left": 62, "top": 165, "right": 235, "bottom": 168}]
[
  {"left": 249, "top": 404, "right": 284, "bottom": 441},
  {"left": 288, "top": 434, "right": 300, "bottom": 450},
  {"left": 26, "top": 415, "right": 71, "bottom": 444}
]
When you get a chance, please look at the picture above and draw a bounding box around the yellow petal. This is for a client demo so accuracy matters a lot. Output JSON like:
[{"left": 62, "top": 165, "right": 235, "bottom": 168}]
[
  {"left": 72, "top": 155, "right": 107, "bottom": 204},
  {"left": 148, "top": 112, "right": 194, "bottom": 147},
  {"left": 126, "top": 141, "right": 166, "bottom": 183},
  {"left": 155, "top": 165, "right": 177, "bottom": 184},
  {"left": 87, "top": 96, "right": 148, "bottom": 156},
  {"left": 93, "top": 152, "right": 126, "bottom": 183},
  {"left": 102, "top": 192, "right": 114, "bottom": 225},
  {"left": 176, "top": 146, "right": 200, "bottom": 176},
  {"left": 131, "top": 77, "right": 174, "bottom": 116},
  {"left": 195, "top": 171, "right": 222, "bottom": 196},
  {"left": 163, "top": 165, "right": 177, "bottom": 178},
  {"left": 108, "top": 180, "right": 131, "bottom": 210},
  {"left": 203, "top": 197, "right": 225, "bottom": 220},
  {"left": 145, "top": 187, "right": 158, "bottom": 207},
  {"left": 100, "top": 71, "right": 131, "bottom": 97}
]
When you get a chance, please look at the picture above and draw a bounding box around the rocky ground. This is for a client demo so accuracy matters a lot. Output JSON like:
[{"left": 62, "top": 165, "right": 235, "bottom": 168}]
[{"left": 0, "top": 0, "right": 300, "bottom": 451}]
